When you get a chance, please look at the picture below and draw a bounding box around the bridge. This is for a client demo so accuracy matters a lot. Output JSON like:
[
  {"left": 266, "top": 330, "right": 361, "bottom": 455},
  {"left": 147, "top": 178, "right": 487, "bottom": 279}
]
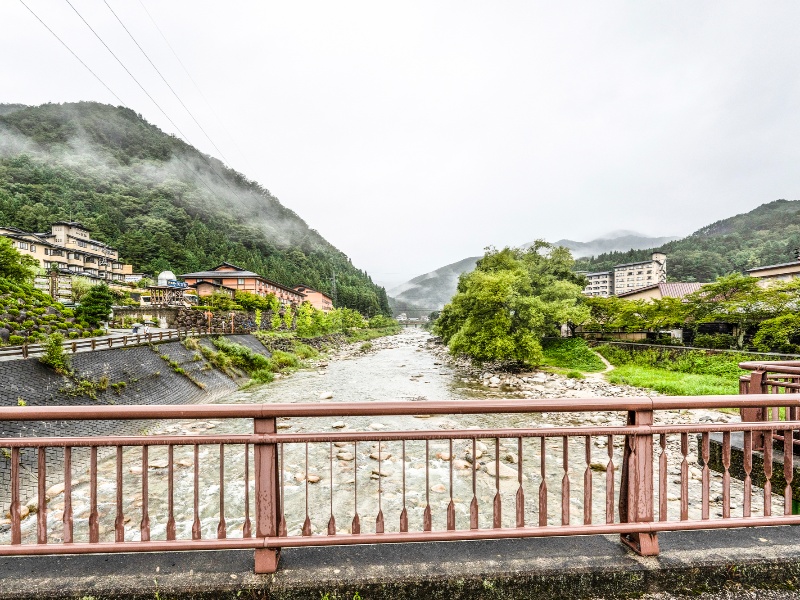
[{"left": 2, "top": 360, "right": 800, "bottom": 596}]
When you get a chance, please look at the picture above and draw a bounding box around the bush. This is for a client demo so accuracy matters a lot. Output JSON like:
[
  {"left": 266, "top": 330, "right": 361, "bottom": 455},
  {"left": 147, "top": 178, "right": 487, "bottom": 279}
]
[
  {"left": 541, "top": 338, "right": 605, "bottom": 372},
  {"left": 692, "top": 333, "right": 736, "bottom": 350},
  {"left": 271, "top": 350, "right": 299, "bottom": 369},
  {"left": 39, "top": 333, "right": 71, "bottom": 374},
  {"left": 8, "top": 335, "right": 24, "bottom": 345},
  {"left": 250, "top": 368, "right": 275, "bottom": 383}
]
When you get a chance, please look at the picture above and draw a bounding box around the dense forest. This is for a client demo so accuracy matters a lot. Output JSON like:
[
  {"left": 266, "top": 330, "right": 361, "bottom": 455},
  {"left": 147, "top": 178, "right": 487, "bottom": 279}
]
[
  {"left": 0, "top": 102, "right": 390, "bottom": 316},
  {"left": 574, "top": 199, "right": 800, "bottom": 281}
]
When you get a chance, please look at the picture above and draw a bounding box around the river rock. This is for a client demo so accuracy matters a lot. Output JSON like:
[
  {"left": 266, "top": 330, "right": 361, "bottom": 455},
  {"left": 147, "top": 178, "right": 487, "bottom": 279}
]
[
  {"left": 150, "top": 459, "right": 169, "bottom": 469},
  {"left": 5, "top": 505, "right": 30, "bottom": 519},
  {"left": 368, "top": 423, "right": 386, "bottom": 430},
  {"left": 307, "top": 474, "right": 321, "bottom": 483},
  {"left": 331, "top": 421, "right": 347, "bottom": 429},
  {"left": 369, "top": 452, "right": 392, "bottom": 460},
  {"left": 485, "top": 461, "right": 520, "bottom": 479},
  {"left": 435, "top": 452, "right": 451, "bottom": 461},
  {"left": 453, "top": 459, "right": 472, "bottom": 470},
  {"left": 431, "top": 483, "right": 447, "bottom": 493},
  {"left": 337, "top": 452, "right": 354, "bottom": 461},
  {"left": 46, "top": 483, "right": 65, "bottom": 497},
  {"left": 319, "top": 391, "right": 334, "bottom": 400},
  {"left": 590, "top": 462, "right": 607, "bottom": 472}
]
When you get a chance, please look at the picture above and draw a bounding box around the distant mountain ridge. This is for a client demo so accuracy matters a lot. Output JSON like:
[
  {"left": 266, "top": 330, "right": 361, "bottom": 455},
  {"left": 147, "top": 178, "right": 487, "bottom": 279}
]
[{"left": 389, "top": 231, "right": 675, "bottom": 315}]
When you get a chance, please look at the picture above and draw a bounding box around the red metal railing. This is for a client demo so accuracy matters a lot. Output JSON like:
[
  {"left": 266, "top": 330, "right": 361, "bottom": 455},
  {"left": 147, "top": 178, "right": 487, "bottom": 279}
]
[
  {"left": 739, "top": 360, "right": 800, "bottom": 450},
  {"left": 1, "top": 397, "right": 799, "bottom": 573}
]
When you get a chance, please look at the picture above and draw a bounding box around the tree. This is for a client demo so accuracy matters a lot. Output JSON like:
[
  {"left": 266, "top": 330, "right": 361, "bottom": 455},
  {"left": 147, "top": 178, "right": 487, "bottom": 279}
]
[
  {"left": 434, "top": 244, "right": 586, "bottom": 366},
  {"left": 0, "top": 237, "right": 39, "bottom": 283},
  {"left": 70, "top": 276, "right": 94, "bottom": 303},
  {"left": 76, "top": 283, "right": 114, "bottom": 327}
]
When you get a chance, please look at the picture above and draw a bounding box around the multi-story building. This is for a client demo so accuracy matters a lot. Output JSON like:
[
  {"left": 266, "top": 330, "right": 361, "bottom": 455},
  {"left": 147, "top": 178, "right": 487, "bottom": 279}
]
[
  {"left": 613, "top": 253, "right": 667, "bottom": 295},
  {"left": 293, "top": 284, "right": 334, "bottom": 313},
  {"left": 747, "top": 260, "right": 800, "bottom": 285},
  {"left": 0, "top": 221, "right": 133, "bottom": 283},
  {"left": 180, "top": 263, "right": 304, "bottom": 306},
  {"left": 582, "top": 271, "right": 614, "bottom": 297}
]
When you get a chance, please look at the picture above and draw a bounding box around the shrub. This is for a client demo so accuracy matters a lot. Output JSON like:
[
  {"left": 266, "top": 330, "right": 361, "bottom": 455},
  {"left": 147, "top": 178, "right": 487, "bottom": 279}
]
[
  {"left": 293, "top": 343, "right": 318, "bottom": 359},
  {"left": 39, "top": 333, "right": 72, "bottom": 374},
  {"left": 250, "top": 368, "right": 275, "bottom": 384},
  {"left": 541, "top": 338, "right": 605, "bottom": 372},
  {"left": 692, "top": 333, "right": 736, "bottom": 350},
  {"left": 8, "top": 335, "right": 24, "bottom": 345},
  {"left": 271, "top": 350, "right": 299, "bottom": 369}
]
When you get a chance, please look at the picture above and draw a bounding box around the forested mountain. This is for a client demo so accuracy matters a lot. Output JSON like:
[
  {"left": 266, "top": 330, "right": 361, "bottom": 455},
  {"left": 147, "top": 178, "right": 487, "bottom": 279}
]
[
  {"left": 0, "top": 102, "right": 390, "bottom": 315},
  {"left": 574, "top": 200, "right": 800, "bottom": 281},
  {"left": 547, "top": 232, "right": 678, "bottom": 258}
]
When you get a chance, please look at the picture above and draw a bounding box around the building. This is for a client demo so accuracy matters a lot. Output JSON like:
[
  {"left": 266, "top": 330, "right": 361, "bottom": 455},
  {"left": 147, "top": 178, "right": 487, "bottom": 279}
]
[
  {"left": 613, "top": 253, "right": 667, "bottom": 295},
  {"left": 0, "top": 222, "right": 134, "bottom": 283},
  {"left": 746, "top": 261, "right": 800, "bottom": 285},
  {"left": 615, "top": 282, "right": 703, "bottom": 302},
  {"left": 293, "top": 285, "right": 334, "bottom": 313},
  {"left": 582, "top": 271, "right": 614, "bottom": 297},
  {"left": 180, "top": 262, "right": 304, "bottom": 306}
]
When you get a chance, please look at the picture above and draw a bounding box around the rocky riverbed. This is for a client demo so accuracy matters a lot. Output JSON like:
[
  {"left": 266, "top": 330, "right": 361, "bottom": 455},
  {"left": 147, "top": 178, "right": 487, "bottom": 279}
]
[{"left": 1, "top": 328, "right": 778, "bottom": 544}]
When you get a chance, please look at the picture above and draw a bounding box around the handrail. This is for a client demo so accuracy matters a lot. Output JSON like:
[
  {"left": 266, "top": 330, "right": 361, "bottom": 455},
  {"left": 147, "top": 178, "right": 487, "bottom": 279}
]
[{"left": 0, "top": 394, "right": 792, "bottom": 421}]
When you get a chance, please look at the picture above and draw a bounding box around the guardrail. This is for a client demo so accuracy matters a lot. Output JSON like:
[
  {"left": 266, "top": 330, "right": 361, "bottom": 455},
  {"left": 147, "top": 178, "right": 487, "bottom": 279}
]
[
  {"left": 0, "top": 328, "right": 239, "bottom": 360},
  {"left": 1, "top": 396, "right": 798, "bottom": 573},
  {"left": 740, "top": 360, "right": 800, "bottom": 451}
]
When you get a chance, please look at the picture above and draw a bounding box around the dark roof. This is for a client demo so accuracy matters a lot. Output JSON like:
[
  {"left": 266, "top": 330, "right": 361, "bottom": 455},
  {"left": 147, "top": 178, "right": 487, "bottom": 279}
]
[
  {"left": 189, "top": 280, "right": 235, "bottom": 291},
  {"left": 747, "top": 261, "right": 800, "bottom": 273},
  {"left": 616, "top": 282, "right": 703, "bottom": 299},
  {"left": 53, "top": 221, "right": 88, "bottom": 228},
  {"left": 181, "top": 270, "right": 262, "bottom": 279}
]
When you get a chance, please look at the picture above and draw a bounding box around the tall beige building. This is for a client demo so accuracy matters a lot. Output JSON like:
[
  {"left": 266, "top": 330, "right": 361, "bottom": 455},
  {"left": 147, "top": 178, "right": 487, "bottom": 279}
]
[
  {"left": 0, "top": 221, "right": 133, "bottom": 282},
  {"left": 613, "top": 252, "right": 667, "bottom": 294}
]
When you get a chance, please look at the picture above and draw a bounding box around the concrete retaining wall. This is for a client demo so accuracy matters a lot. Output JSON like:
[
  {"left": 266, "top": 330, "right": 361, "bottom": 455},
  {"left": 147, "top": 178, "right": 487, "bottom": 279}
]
[{"left": 0, "top": 335, "right": 269, "bottom": 512}]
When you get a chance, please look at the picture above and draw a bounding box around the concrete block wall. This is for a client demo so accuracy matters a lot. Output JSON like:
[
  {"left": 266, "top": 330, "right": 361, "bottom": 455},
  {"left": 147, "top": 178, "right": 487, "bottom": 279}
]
[{"left": 0, "top": 335, "right": 269, "bottom": 512}]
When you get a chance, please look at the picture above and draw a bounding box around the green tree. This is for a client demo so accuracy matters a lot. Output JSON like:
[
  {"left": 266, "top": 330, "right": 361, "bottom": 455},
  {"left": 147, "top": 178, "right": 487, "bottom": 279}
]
[
  {"left": 0, "top": 237, "right": 38, "bottom": 283},
  {"left": 76, "top": 283, "right": 114, "bottom": 327},
  {"left": 434, "top": 244, "right": 586, "bottom": 366},
  {"left": 70, "top": 276, "right": 94, "bottom": 303}
]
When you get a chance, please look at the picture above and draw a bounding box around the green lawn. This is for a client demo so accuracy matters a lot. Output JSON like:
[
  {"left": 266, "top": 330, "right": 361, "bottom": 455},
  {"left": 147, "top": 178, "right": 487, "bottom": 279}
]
[
  {"left": 605, "top": 365, "right": 739, "bottom": 396},
  {"left": 541, "top": 338, "right": 606, "bottom": 372}
]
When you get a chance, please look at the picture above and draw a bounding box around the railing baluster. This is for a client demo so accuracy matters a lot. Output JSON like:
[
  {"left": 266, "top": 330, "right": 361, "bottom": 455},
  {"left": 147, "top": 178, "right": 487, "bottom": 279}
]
[
  {"left": 302, "top": 442, "right": 311, "bottom": 536},
  {"left": 140, "top": 445, "right": 150, "bottom": 541},
  {"left": 352, "top": 441, "right": 360, "bottom": 534},
  {"left": 561, "top": 436, "right": 570, "bottom": 526},
  {"left": 743, "top": 430, "right": 752, "bottom": 517},
  {"left": 539, "top": 437, "right": 548, "bottom": 527},
  {"left": 447, "top": 438, "right": 455, "bottom": 531},
  {"left": 64, "top": 447, "right": 73, "bottom": 543},
  {"left": 167, "top": 444, "right": 176, "bottom": 541},
  {"left": 493, "top": 437, "right": 502, "bottom": 528},
  {"left": 764, "top": 431, "right": 773, "bottom": 517},
  {"left": 722, "top": 432, "right": 731, "bottom": 519},
  {"left": 583, "top": 435, "right": 592, "bottom": 525},
  {"left": 114, "top": 446, "right": 123, "bottom": 542},
  {"left": 400, "top": 439, "right": 409, "bottom": 533},
  {"left": 470, "top": 437, "right": 479, "bottom": 529},
  {"left": 785, "top": 425, "right": 794, "bottom": 516},
  {"left": 244, "top": 443, "right": 252, "bottom": 538},
  {"left": 254, "top": 417, "right": 281, "bottom": 573},
  {"left": 606, "top": 435, "right": 614, "bottom": 524},
  {"left": 658, "top": 434, "right": 667, "bottom": 522},
  {"left": 517, "top": 437, "right": 525, "bottom": 528},
  {"left": 10, "top": 447, "right": 20, "bottom": 544},
  {"left": 218, "top": 444, "right": 227, "bottom": 539},
  {"left": 377, "top": 440, "right": 385, "bottom": 534},
  {"left": 192, "top": 444, "right": 201, "bottom": 540},
  {"left": 37, "top": 447, "right": 47, "bottom": 544},
  {"left": 328, "top": 441, "right": 336, "bottom": 535},
  {"left": 424, "top": 440, "right": 432, "bottom": 532},
  {"left": 90, "top": 446, "right": 99, "bottom": 543},
  {"left": 680, "top": 432, "right": 689, "bottom": 521}
]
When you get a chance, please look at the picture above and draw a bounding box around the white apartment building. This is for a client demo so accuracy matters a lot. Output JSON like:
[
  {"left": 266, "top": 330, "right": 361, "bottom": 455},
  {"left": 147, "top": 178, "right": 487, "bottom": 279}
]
[
  {"left": 613, "top": 252, "right": 667, "bottom": 294},
  {"left": 0, "top": 221, "right": 133, "bottom": 283},
  {"left": 582, "top": 271, "right": 614, "bottom": 297}
]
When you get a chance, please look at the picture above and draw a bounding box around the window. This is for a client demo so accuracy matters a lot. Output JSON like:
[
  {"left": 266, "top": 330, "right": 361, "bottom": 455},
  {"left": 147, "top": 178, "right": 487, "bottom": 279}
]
[
  {"left": 30, "top": 245, "right": 36, "bottom": 252},
  {"left": 18, "top": 242, "right": 28, "bottom": 250},
  {"left": 238, "top": 278, "right": 245, "bottom": 285}
]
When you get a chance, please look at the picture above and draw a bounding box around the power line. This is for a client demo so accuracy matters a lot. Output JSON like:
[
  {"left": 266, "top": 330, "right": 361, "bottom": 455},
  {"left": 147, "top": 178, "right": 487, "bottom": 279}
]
[
  {"left": 63, "top": 0, "right": 246, "bottom": 203},
  {"left": 135, "top": 0, "right": 253, "bottom": 174},
  {"left": 103, "top": 0, "right": 234, "bottom": 168},
  {"left": 18, "top": 0, "right": 234, "bottom": 208},
  {"left": 17, "top": 0, "right": 126, "bottom": 106}
]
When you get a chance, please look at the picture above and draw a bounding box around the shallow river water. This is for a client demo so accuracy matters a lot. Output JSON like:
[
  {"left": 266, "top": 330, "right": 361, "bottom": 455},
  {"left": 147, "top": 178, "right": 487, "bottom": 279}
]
[{"left": 2, "top": 328, "right": 779, "bottom": 544}]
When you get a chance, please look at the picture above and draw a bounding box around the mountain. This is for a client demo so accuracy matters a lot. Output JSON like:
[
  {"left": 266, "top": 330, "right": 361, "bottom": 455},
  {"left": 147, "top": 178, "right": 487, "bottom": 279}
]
[
  {"left": 0, "top": 102, "right": 390, "bottom": 315},
  {"left": 388, "top": 255, "right": 481, "bottom": 316},
  {"left": 389, "top": 232, "right": 676, "bottom": 315},
  {"left": 573, "top": 199, "right": 800, "bottom": 281},
  {"left": 547, "top": 232, "right": 679, "bottom": 258}
]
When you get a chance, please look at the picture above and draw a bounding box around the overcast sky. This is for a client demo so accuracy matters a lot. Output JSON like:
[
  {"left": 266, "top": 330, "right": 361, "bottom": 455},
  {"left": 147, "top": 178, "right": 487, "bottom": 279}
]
[{"left": 4, "top": 1, "right": 800, "bottom": 289}]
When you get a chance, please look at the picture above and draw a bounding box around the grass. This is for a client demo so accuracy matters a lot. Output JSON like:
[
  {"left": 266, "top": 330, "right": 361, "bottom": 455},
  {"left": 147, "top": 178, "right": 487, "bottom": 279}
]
[
  {"left": 344, "top": 325, "right": 401, "bottom": 343},
  {"left": 606, "top": 365, "right": 739, "bottom": 396},
  {"left": 540, "top": 338, "right": 605, "bottom": 372}
]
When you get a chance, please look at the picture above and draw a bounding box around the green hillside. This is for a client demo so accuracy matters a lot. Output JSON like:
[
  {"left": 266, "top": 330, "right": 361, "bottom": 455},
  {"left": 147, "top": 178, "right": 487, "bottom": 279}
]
[
  {"left": 0, "top": 102, "right": 390, "bottom": 315},
  {"left": 574, "top": 199, "right": 800, "bottom": 281}
]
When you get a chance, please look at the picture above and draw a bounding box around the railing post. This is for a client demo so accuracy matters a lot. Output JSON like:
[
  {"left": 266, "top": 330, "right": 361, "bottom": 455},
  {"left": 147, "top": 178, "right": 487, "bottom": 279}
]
[
  {"left": 22, "top": 343, "right": 28, "bottom": 359},
  {"left": 254, "top": 416, "right": 281, "bottom": 573},
  {"left": 619, "top": 408, "right": 659, "bottom": 556},
  {"left": 742, "top": 369, "right": 766, "bottom": 451}
]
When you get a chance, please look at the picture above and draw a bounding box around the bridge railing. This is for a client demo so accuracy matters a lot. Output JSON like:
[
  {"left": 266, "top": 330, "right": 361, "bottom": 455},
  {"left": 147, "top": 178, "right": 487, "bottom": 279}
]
[
  {"left": 739, "top": 360, "right": 800, "bottom": 451},
  {"left": 1, "top": 396, "right": 798, "bottom": 573},
  {"left": 0, "top": 328, "right": 242, "bottom": 360}
]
